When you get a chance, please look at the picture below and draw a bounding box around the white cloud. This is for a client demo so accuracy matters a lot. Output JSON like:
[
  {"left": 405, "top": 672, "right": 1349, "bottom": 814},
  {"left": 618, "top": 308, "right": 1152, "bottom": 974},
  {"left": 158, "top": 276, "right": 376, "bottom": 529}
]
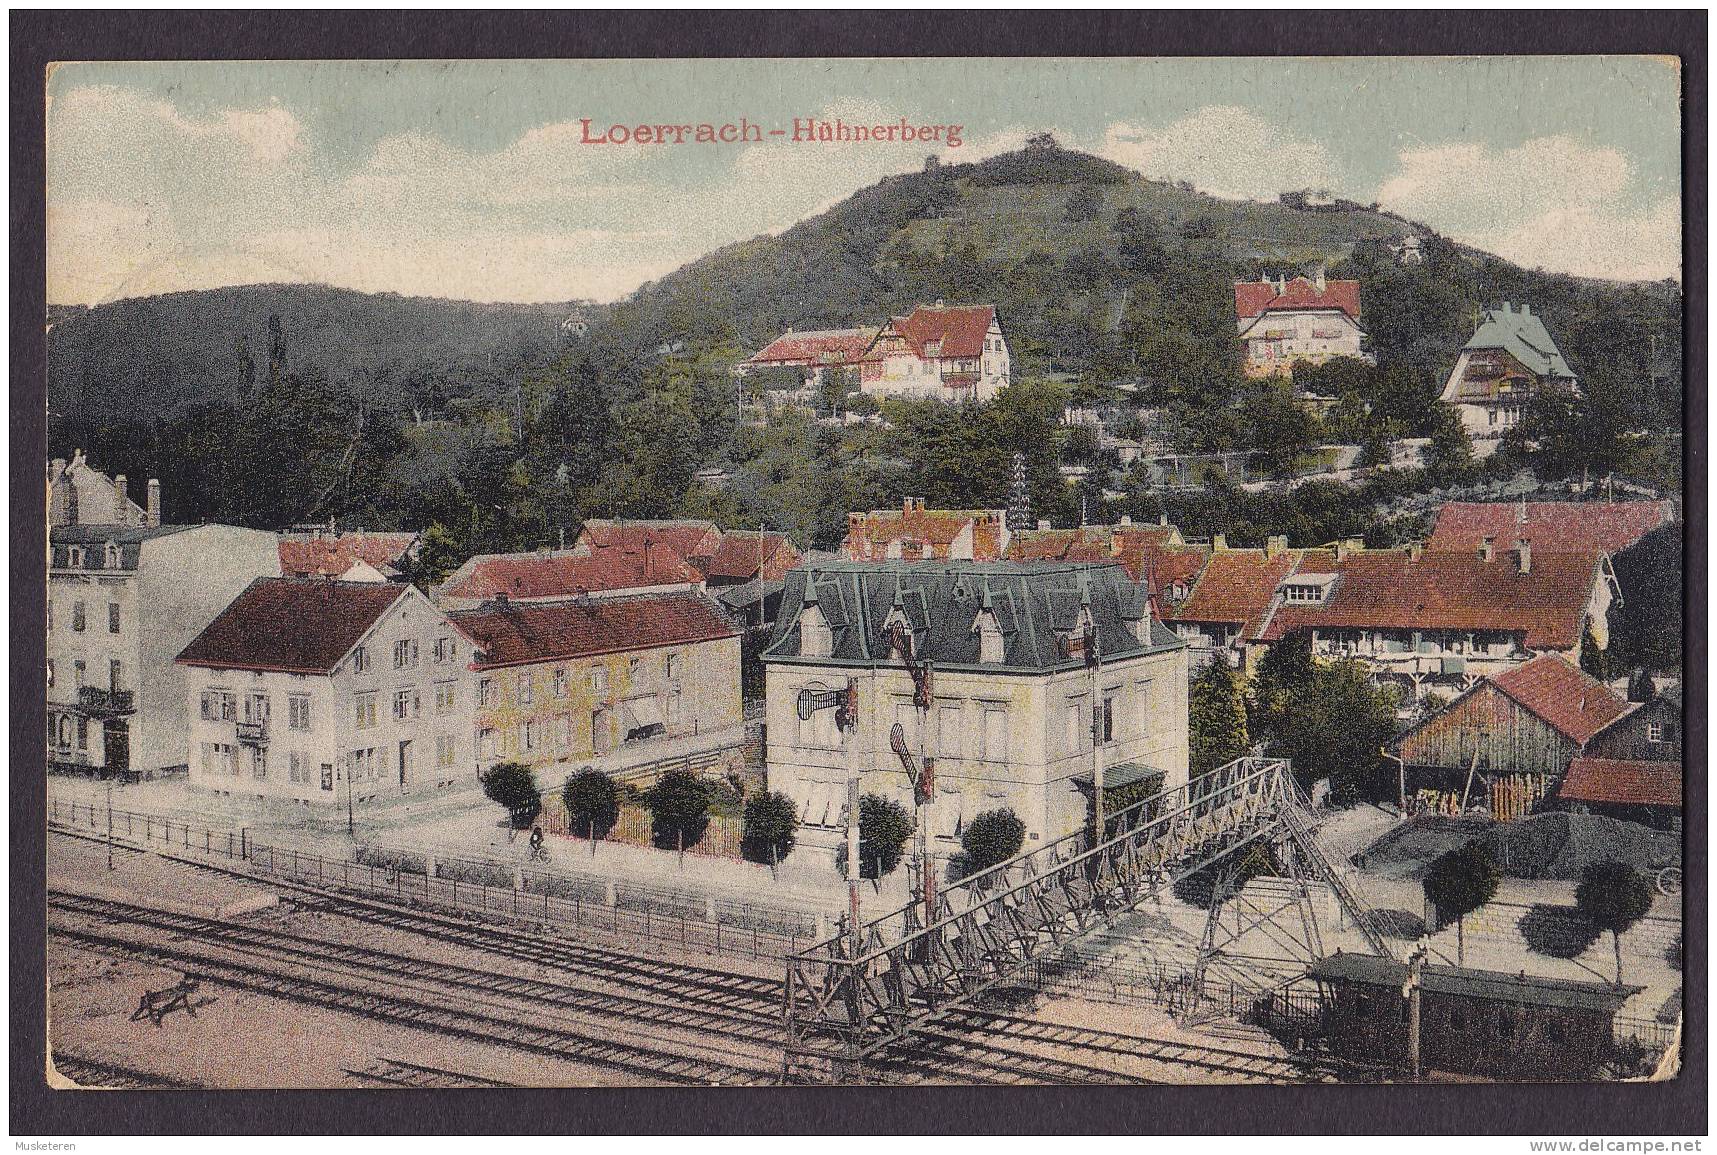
[
  {"left": 1377, "top": 135, "right": 1680, "bottom": 281},
  {"left": 1099, "top": 106, "right": 1339, "bottom": 201}
]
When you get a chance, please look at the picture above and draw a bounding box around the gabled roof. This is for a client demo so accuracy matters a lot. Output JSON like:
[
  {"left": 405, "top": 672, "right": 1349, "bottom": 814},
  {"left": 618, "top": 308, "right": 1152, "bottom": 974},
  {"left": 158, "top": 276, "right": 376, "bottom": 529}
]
[
  {"left": 1559, "top": 757, "right": 1681, "bottom": 810},
  {"left": 451, "top": 592, "right": 738, "bottom": 670},
  {"left": 701, "top": 530, "right": 796, "bottom": 582},
  {"left": 863, "top": 304, "right": 998, "bottom": 362},
  {"left": 439, "top": 546, "right": 697, "bottom": 603},
  {"left": 278, "top": 530, "right": 418, "bottom": 578},
  {"left": 1004, "top": 525, "right": 1211, "bottom": 597},
  {"left": 1170, "top": 549, "right": 1299, "bottom": 635},
  {"left": 744, "top": 327, "right": 877, "bottom": 367},
  {"left": 842, "top": 504, "right": 1007, "bottom": 558},
  {"left": 1234, "top": 277, "right": 1362, "bottom": 321},
  {"left": 176, "top": 577, "right": 410, "bottom": 674},
  {"left": 575, "top": 518, "right": 720, "bottom": 563},
  {"left": 1260, "top": 547, "right": 1609, "bottom": 651},
  {"left": 762, "top": 560, "right": 1180, "bottom": 674},
  {"left": 1490, "top": 655, "right": 1635, "bottom": 745},
  {"left": 1460, "top": 302, "right": 1574, "bottom": 379},
  {"left": 1429, "top": 501, "right": 1674, "bottom": 555}
]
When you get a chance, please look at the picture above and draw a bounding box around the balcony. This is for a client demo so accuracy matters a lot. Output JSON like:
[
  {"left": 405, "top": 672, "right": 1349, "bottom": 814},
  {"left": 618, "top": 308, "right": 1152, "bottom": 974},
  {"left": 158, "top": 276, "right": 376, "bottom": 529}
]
[
  {"left": 78, "top": 686, "right": 135, "bottom": 716},
  {"left": 235, "top": 720, "right": 269, "bottom": 745}
]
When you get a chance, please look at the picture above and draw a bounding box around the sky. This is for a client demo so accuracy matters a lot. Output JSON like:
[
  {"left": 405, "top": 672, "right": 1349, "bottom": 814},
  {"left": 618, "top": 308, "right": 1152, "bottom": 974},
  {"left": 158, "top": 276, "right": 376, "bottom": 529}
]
[{"left": 45, "top": 57, "right": 1682, "bottom": 306}]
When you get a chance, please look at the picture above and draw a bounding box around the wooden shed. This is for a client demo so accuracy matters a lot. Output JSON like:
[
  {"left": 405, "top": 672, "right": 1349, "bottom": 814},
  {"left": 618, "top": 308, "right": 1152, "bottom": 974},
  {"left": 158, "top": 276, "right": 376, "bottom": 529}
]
[{"left": 1309, "top": 952, "right": 1639, "bottom": 1081}]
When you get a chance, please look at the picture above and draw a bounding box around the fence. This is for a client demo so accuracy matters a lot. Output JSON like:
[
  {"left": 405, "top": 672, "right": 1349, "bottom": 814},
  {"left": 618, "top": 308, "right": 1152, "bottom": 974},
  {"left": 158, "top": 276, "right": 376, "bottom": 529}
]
[
  {"left": 49, "top": 796, "right": 819, "bottom": 962},
  {"left": 540, "top": 797, "right": 745, "bottom": 860}
]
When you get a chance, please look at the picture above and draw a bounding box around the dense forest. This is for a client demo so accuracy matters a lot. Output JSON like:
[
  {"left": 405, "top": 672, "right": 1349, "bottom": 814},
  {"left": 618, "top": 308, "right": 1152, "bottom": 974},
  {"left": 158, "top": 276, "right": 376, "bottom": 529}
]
[{"left": 48, "top": 142, "right": 1683, "bottom": 574}]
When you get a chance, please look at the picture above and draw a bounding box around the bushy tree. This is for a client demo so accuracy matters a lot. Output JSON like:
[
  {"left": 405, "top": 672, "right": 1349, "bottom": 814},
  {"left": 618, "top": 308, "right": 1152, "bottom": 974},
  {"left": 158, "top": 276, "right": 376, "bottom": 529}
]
[
  {"left": 482, "top": 762, "right": 540, "bottom": 828},
  {"left": 740, "top": 790, "right": 799, "bottom": 866},
  {"left": 645, "top": 768, "right": 711, "bottom": 850},
  {"left": 1423, "top": 841, "right": 1500, "bottom": 965},
  {"left": 1190, "top": 662, "right": 1250, "bottom": 776},
  {"left": 951, "top": 808, "right": 1026, "bottom": 881},
  {"left": 562, "top": 768, "right": 620, "bottom": 840},
  {"left": 837, "top": 794, "right": 914, "bottom": 880},
  {"left": 1576, "top": 862, "right": 1655, "bottom": 985}
]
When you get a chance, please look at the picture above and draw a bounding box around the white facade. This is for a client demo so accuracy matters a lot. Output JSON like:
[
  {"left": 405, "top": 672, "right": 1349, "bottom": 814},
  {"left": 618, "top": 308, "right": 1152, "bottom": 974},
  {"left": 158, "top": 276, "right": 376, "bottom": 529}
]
[
  {"left": 860, "top": 321, "right": 1011, "bottom": 403},
  {"left": 765, "top": 647, "right": 1189, "bottom": 852},
  {"left": 182, "top": 587, "right": 478, "bottom": 809},
  {"left": 47, "top": 525, "right": 280, "bottom": 777},
  {"left": 1238, "top": 309, "right": 1368, "bottom": 377}
]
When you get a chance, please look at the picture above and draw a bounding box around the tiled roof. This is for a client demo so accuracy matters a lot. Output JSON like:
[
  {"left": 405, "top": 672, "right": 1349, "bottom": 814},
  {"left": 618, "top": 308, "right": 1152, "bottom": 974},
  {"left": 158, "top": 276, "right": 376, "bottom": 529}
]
[
  {"left": 1004, "top": 526, "right": 1210, "bottom": 596},
  {"left": 701, "top": 531, "right": 795, "bottom": 582},
  {"left": 1260, "top": 547, "right": 1607, "bottom": 651},
  {"left": 1559, "top": 757, "right": 1681, "bottom": 809},
  {"left": 1171, "top": 549, "right": 1298, "bottom": 635},
  {"left": 1428, "top": 501, "right": 1673, "bottom": 555},
  {"left": 1234, "top": 277, "right": 1362, "bottom": 321},
  {"left": 762, "top": 560, "right": 1179, "bottom": 673},
  {"left": 278, "top": 531, "right": 418, "bottom": 578},
  {"left": 576, "top": 519, "right": 720, "bottom": 563},
  {"left": 440, "top": 546, "right": 697, "bottom": 603},
  {"left": 1490, "top": 655, "right": 1635, "bottom": 745},
  {"left": 844, "top": 507, "right": 1006, "bottom": 555},
  {"left": 745, "top": 327, "right": 876, "bottom": 367},
  {"left": 452, "top": 593, "right": 738, "bottom": 670},
  {"left": 1460, "top": 302, "right": 1574, "bottom": 379},
  {"left": 861, "top": 304, "right": 998, "bottom": 363},
  {"left": 176, "top": 577, "right": 408, "bottom": 674}
]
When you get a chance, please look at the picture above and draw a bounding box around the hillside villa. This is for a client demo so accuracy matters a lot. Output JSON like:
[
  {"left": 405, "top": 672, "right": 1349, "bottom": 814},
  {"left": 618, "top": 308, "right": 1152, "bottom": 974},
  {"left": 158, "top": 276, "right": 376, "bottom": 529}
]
[
  {"left": 1234, "top": 272, "right": 1369, "bottom": 378},
  {"left": 1438, "top": 303, "right": 1579, "bottom": 441}
]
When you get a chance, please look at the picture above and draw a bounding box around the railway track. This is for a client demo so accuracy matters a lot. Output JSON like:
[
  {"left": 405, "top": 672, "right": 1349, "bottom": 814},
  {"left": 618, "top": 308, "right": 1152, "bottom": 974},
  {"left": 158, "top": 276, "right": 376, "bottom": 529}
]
[
  {"left": 343, "top": 1057, "right": 516, "bottom": 1089},
  {"left": 51, "top": 1053, "right": 200, "bottom": 1089},
  {"left": 941, "top": 1010, "right": 1335, "bottom": 1083}
]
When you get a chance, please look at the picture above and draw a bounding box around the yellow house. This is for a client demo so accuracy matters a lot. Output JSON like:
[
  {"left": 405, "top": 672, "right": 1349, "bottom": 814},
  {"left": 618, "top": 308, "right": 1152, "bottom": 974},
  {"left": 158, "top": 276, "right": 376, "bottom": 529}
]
[{"left": 451, "top": 591, "right": 743, "bottom": 789}]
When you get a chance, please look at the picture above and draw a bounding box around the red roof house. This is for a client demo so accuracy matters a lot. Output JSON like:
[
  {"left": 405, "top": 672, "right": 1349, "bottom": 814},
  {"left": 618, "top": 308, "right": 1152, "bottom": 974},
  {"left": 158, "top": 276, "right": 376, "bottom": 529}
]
[
  {"left": 277, "top": 529, "right": 419, "bottom": 580},
  {"left": 740, "top": 327, "right": 877, "bottom": 373},
  {"left": 841, "top": 498, "right": 1010, "bottom": 562},
  {"left": 452, "top": 592, "right": 738, "bottom": 671},
  {"left": 1557, "top": 757, "right": 1681, "bottom": 812},
  {"left": 436, "top": 546, "right": 701, "bottom": 609},
  {"left": 1234, "top": 274, "right": 1368, "bottom": 378},
  {"left": 177, "top": 577, "right": 413, "bottom": 675},
  {"left": 1428, "top": 500, "right": 1675, "bottom": 556}
]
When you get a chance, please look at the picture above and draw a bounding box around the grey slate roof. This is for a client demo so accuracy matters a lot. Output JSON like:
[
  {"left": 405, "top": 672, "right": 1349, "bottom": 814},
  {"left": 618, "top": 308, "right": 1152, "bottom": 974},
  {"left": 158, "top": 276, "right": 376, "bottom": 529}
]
[
  {"left": 49, "top": 525, "right": 197, "bottom": 572},
  {"left": 760, "top": 560, "right": 1182, "bottom": 674},
  {"left": 1311, "top": 951, "right": 1639, "bottom": 1012},
  {"left": 1463, "top": 303, "right": 1575, "bottom": 380}
]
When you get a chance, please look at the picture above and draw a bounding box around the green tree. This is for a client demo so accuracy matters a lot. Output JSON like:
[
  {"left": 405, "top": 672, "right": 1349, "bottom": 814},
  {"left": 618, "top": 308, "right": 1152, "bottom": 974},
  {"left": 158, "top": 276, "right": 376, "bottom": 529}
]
[
  {"left": 408, "top": 521, "right": 466, "bottom": 590},
  {"left": 952, "top": 808, "right": 1026, "bottom": 881},
  {"left": 561, "top": 768, "right": 620, "bottom": 840},
  {"left": 839, "top": 794, "right": 914, "bottom": 880},
  {"left": 1189, "top": 662, "right": 1250, "bottom": 776},
  {"left": 482, "top": 762, "right": 541, "bottom": 829},
  {"left": 1423, "top": 841, "right": 1501, "bottom": 965},
  {"left": 740, "top": 790, "right": 799, "bottom": 866},
  {"left": 1424, "top": 404, "right": 1473, "bottom": 481},
  {"left": 1252, "top": 638, "right": 1396, "bottom": 802},
  {"left": 1576, "top": 862, "right": 1655, "bottom": 985},
  {"left": 644, "top": 768, "right": 711, "bottom": 850},
  {"left": 1064, "top": 183, "right": 1104, "bottom": 223}
]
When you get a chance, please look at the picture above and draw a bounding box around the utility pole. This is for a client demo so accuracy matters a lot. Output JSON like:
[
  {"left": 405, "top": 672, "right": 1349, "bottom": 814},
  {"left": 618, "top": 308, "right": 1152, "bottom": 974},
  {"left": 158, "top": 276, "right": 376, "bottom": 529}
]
[
  {"left": 346, "top": 761, "right": 355, "bottom": 836},
  {"left": 1403, "top": 936, "right": 1429, "bottom": 1081},
  {"left": 106, "top": 781, "right": 114, "bottom": 872}
]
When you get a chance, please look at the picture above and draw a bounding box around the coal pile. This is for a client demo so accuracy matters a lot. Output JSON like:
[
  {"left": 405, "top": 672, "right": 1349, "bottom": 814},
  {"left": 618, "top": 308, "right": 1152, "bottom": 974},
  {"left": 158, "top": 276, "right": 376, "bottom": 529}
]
[{"left": 1351, "top": 812, "right": 1677, "bottom": 881}]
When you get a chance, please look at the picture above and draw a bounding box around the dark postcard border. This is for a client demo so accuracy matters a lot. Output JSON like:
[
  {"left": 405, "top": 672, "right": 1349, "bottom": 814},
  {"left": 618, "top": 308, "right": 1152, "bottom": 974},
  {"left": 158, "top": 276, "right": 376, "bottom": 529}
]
[{"left": 9, "top": 8, "right": 1707, "bottom": 1138}]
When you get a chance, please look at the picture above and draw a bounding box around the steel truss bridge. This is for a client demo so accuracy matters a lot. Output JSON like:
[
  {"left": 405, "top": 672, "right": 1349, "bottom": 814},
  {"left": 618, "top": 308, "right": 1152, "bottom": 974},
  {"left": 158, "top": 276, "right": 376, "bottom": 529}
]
[{"left": 783, "top": 756, "right": 1390, "bottom": 1082}]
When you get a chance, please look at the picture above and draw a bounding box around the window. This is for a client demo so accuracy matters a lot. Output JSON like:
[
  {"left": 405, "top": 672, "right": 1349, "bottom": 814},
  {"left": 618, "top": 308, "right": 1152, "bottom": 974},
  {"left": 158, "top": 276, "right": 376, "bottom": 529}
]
[
  {"left": 251, "top": 746, "right": 268, "bottom": 779},
  {"left": 591, "top": 707, "right": 611, "bottom": 753},
  {"left": 355, "top": 692, "right": 377, "bottom": 730},
  {"left": 109, "top": 659, "right": 123, "bottom": 692},
  {"left": 665, "top": 691, "right": 680, "bottom": 729},
  {"left": 556, "top": 714, "right": 572, "bottom": 749},
  {"left": 352, "top": 645, "right": 370, "bottom": 674},
  {"left": 104, "top": 542, "right": 121, "bottom": 569},
  {"left": 518, "top": 675, "right": 534, "bottom": 707},
  {"left": 393, "top": 639, "right": 418, "bottom": 669},
  {"left": 477, "top": 728, "right": 496, "bottom": 761},
  {"left": 938, "top": 705, "right": 963, "bottom": 759},
  {"left": 1494, "top": 1010, "right": 1515, "bottom": 1040},
  {"left": 433, "top": 636, "right": 456, "bottom": 664},
  {"left": 72, "top": 601, "right": 86, "bottom": 632},
  {"left": 627, "top": 657, "right": 641, "bottom": 680},
  {"left": 288, "top": 694, "right": 311, "bottom": 731},
  {"left": 478, "top": 678, "right": 494, "bottom": 708},
  {"left": 434, "top": 681, "right": 456, "bottom": 714},
  {"left": 244, "top": 691, "right": 268, "bottom": 724},
  {"left": 321, "top": 763, "right": 335, "bottom": 791},
  {"left": 549, "top": 667, "right": 569, "bottom": 699},
  {"left": 665, "top": 653, "right": 679, "bottom": 681},
  {"left": 350, "top": 747, "right": 378, "bottom": 782},
  {"left": 522, "top": 720, "right": 539, "bottom": 751},
  {"left": 1066, "top": 697, "right": 1086, "bottom": 754},
  {"left": 200, "top": 689, "right": 234, "bottom": 721},
  {"left": 74, "top": 660, "right": 86, "bottom": 689},
  {"left": 589, "top": 667, "right": 607, "bottom": 694},
  {"left": 108, "top": 603, "right": 120, "bottom": 633},
  {"left": 76, "top": 716, "right": 88, "bottom": 751},
  {"left": 67, "top": 547, "right": 85, "bottom": 568},
  {"left": 289, "top": 752, "right": 310, "bottom": 784},
  {"left": 46, "top": 659, "right": 54, "bottom": 688},
  {"left": 979, "top": 707, "right": 1008, "bottom": 762},
  {"left": 1098, "top": 694, "right": 1116, "bottom": 745},
  {"left": 205, "top": 742, "right": 236, "bottom": 776},
  {"left": 393, "top": 688, "right": 420, "bottom": 721},
  {"left": 1648, "top": 721, "right": 1665, "bottom": 744},
  {"left": 436, "top": 733, "right": 457, "bottom": 769}
]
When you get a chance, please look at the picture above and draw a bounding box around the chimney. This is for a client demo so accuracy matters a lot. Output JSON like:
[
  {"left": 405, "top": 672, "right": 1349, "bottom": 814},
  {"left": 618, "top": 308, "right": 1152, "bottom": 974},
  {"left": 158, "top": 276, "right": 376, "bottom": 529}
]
[
  {"left": 1212, "top": 534, "right": 1228, "bottom": 552},
  {"left": 1037, "top": 518, "right": 1051, "bottom": 531},
  {"left": 1408, "top": 541, "right": 1422, "bottom": 562},
  {"left": 1158, "top": 513, "right": 1169, "bottom": 527},
  {"left": 1119, "top": 514, "right": 1132, "bottom": 527},
  {"left": 114, "top": 473, "right": 127, "bottom": 510},
  {"left": 1521, "top": 303, "right": 1532, "bottom": 317},
  {"left": 1516, "top": 538, "right": 1532, "bottom": 575},
  {"left": 935, "top": 299, "right": 945, "bottom": 308},
  {"left": 1314, "top": 266, "right": 1327, "bottom": 292},
  {"left": 1334, "top": 540, "right": 1350, "bottom": 562},
  {"left": 1479, "top": 536, "right": 1495, "bottom": 563},
  {"left": 146, "top": 479, "right": 161, "bottom": 527},
  {"left": 1266, "top": 534, "right": 1287, "bottom": 558}
]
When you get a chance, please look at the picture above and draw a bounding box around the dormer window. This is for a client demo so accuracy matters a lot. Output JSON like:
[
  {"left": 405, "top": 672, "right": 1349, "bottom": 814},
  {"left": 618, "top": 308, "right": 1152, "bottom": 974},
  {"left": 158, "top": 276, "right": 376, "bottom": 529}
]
[
  {"left": 66, "top": 546, "right": 85, "bottom": 568},
  {"left": 104, "top": 541, "right": 121, "bottom": 569},
  {"left": 1278, "top": 574, "right": 1337, "bottom": 605},
  {"left": 799, "top": 600, "right": 833, "bottom": 659}
]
